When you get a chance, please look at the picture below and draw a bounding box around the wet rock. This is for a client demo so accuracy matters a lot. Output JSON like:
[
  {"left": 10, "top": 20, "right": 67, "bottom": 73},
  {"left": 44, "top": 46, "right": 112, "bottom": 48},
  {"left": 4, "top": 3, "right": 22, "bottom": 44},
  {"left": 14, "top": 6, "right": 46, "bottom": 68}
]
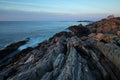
[
  {"left": 0, "top": 47, "right": 33, "bottom": 71},
  {"left": 0, "top": 39, "right": 29, "bottom": 60}
]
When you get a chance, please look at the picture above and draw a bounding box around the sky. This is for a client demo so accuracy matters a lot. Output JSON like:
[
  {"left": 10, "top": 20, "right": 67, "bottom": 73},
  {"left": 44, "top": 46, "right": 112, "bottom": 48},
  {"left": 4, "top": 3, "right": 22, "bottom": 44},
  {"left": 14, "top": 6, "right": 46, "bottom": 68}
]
[{"left": 0, "top": 0, "right": 120, "bottom": 21}]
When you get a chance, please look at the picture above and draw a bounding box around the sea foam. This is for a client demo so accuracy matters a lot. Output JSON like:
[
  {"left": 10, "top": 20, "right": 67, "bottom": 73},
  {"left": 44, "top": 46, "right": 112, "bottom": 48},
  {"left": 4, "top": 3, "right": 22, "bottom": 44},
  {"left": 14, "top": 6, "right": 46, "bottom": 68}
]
[{"left": 18, "top": 37, "right": 47, "bottom": 51}]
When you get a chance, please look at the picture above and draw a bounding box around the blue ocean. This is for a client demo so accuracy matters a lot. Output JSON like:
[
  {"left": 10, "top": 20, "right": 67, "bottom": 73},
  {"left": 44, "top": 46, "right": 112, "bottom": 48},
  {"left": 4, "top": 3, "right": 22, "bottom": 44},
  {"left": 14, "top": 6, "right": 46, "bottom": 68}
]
[{"left": 0, "top": 21, "right": 88, "bottom": 50}]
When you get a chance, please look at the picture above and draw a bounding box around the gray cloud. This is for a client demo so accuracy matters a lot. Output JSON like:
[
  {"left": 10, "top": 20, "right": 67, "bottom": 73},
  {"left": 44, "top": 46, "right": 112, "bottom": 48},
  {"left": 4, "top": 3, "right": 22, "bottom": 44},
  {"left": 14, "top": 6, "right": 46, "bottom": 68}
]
[{"left": 0, "top": 9, "right": 117, "bottom": 21}]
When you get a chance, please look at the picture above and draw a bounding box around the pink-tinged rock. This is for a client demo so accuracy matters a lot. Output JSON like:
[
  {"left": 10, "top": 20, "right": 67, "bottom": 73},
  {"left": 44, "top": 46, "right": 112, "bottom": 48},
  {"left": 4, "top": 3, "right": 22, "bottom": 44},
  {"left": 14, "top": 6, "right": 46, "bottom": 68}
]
[
  {"left": 103, "top": 36, "right": 117, "bottom": 42},
  {"left": 96, "top": 33, "right": 104, "bottom": 40}
]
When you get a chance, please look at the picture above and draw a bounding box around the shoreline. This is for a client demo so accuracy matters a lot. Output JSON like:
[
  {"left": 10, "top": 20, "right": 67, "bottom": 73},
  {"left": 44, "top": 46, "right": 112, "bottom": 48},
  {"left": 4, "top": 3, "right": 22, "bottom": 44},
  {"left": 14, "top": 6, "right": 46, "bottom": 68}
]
[
  {"left": 0, "top": 21, "right": 83, "bottom": 51},
  {"left": 0, "top": 17, "right": 120, "bottom": 80}
]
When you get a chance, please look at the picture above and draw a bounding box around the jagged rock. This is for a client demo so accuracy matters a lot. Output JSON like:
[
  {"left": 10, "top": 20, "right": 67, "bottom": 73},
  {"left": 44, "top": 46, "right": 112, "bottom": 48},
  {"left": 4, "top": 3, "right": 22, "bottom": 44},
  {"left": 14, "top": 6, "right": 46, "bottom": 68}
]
[
  {"left": 68, "top": 24, "right": 90, "bottom": 37},
  {"left": 41, "top": 72, "right": 53, "bottom": 80},
  {"left": 53, "top": 54, "right": 65, "bottom": 69},
  {"left": 96, "top": 33, "right": 117, "bottom": 42},
  {"left": 103, "top": 35, "right": 117, "bottom": 42},
  {"left": 24, "top": 54, "right": 34, "bottom": 64},
  {"left": 12, "top": 49, "right": 57, "bottom": 80},
  {"left": 97, "top": 42, "right": 120, "bottom": 70},
  {"left": 57, "top": 43, "right": 82, "bottom": 80},
  {"left": 0, "top": 39, "right": 29, "bottom": 60},
  {"left": 86, "top": 17, "right": 120, "bottom": 34}
]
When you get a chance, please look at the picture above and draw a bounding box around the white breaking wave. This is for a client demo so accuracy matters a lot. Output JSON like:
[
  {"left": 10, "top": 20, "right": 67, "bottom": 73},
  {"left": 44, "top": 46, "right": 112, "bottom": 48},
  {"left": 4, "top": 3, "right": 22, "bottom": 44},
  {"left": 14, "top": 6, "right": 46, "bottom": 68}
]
[{"left": 18, "top": 37, "right": 48, "bottom": 51}]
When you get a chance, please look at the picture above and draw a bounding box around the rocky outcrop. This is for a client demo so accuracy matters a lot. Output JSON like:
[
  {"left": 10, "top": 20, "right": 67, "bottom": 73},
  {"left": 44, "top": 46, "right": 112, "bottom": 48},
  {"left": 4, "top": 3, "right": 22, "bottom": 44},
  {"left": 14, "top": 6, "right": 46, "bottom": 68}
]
[
  {"left": 95, "top": 33, "right": 117, "bottom": 42},
  {"left": 0, "top": 39, "right": 29, "bottom": 60},
  {"left": 87, "top": 17, "right": 120, "bottom": 34},
  {"left": 97, "top": 42, "right": 120, "bottom": 70},
  {"left": 0, "top": 17, "right": 120, "bottom": 80},
  {"left": 68, "top": 24, "right": 90, "bottom": 37}
]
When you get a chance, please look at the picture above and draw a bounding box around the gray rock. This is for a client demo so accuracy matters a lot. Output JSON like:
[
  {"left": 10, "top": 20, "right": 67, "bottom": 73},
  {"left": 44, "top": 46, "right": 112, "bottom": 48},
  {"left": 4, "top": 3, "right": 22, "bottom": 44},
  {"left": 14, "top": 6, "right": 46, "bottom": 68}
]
[
  {"left": 41, "top": 72, "right": 53, "bottom": 80},
  {"left": 97, "top": 42, "right": 120, "bottom": 70},
  {"left": 53, "top": 54, "right": 65, "bottom": 69}
]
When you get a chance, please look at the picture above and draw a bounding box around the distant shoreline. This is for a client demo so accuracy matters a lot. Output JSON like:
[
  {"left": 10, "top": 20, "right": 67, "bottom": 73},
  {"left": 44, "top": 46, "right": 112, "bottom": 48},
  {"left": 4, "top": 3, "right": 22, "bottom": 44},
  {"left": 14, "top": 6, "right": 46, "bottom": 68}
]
[{"left": 77, "top": 20, "right": 93, "bottom": 22}]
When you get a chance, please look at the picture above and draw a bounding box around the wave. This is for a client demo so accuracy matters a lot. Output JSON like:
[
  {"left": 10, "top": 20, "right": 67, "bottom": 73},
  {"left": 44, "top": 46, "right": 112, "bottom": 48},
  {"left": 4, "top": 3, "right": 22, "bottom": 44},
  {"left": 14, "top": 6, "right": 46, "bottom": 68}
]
[{"left": 18, "top": 36, "right": 50, "bottom": 51}]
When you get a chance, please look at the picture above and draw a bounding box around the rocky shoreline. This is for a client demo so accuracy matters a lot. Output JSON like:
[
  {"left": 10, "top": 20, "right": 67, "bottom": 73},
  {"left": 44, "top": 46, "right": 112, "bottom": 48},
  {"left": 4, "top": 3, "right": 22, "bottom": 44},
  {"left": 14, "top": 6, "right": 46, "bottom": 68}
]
[{"left": 0, "top": 17, "right": 120, "bottom": 80}]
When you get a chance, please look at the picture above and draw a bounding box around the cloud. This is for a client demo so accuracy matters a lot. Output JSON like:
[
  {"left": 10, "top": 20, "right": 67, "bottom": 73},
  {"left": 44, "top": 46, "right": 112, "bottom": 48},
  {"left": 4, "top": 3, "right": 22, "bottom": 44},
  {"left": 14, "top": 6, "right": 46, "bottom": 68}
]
[
  {"left": 0, "top": 1, "right": 36, "bottom": 6},
  {"left": 0, "top": 1, "right": 66, "bottom": 13},
  {"left": 0, "top": 0, "right": 59, "bottom": 8},
  {"left": 1, "top": 0, "right": 119, "bottom": 15},
  {"left": 0, "top": 9, "right": 113, "bottom": 21}
]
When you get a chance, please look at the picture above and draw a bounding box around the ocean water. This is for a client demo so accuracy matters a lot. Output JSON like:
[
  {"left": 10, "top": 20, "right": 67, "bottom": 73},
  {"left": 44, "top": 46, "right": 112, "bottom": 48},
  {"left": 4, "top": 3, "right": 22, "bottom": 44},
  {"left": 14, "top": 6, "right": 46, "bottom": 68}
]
[{"left": 0, "top": 21, "right": 89, "bottom": 50}]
